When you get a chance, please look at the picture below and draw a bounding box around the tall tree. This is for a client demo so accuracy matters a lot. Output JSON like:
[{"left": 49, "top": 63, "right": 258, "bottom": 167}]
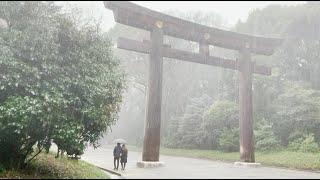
[{"left": 0, "top": 1, "right": 125, "bottom": 168}]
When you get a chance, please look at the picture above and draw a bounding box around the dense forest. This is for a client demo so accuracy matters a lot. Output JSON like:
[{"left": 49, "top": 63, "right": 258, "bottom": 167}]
[{"left": 106, "top": 2, "right": 320, "bottom": 153}]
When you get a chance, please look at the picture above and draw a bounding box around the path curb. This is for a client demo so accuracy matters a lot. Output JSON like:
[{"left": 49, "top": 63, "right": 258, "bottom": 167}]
[{"left": 96, "top": 166, "right": 124, "bottom": 178}]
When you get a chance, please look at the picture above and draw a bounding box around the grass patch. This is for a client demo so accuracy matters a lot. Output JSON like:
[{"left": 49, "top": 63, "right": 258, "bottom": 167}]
[
  {"left": 256, "top": 151, "right": 320, "bottom": 171},
  {"left": 0, "top": 153, "right": 109, "bottom": 179},
  {"left": 127, "top": 145, "right": 320, "bottom": 171}
]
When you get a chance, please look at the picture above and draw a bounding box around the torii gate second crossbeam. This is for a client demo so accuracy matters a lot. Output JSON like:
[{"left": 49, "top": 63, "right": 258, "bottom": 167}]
[{"left": 104, "top": 1, "right": 283, "bottom": 164}]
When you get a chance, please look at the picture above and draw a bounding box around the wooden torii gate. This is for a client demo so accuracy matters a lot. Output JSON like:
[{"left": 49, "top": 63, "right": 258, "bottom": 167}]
[{"left": 104, "top": 1, "right": 283, "bottom": 163}]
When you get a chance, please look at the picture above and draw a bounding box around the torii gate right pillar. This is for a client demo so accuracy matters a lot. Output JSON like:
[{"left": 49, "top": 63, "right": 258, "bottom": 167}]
[{"left": 238, "top": 48, "right": 255, "bottom": 162}]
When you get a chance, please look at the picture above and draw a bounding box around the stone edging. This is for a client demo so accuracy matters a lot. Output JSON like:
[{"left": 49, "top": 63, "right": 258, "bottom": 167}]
[{"left": 96, "top": 166, "right": 123, "bottom": 177}]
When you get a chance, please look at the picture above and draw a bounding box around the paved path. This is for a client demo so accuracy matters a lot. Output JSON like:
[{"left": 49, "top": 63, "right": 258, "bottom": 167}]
[{"left": 82, "top": 146, "right": 320, "bottom": 179}]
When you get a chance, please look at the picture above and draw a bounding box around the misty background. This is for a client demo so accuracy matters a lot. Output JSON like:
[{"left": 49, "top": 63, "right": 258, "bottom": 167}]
[{"left": 60, "top": 1, "right": 320, "bottom": 152}]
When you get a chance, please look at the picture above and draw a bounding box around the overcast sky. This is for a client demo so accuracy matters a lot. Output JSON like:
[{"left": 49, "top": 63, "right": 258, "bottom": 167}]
[{"left": 57, "top": 1, "right": 305, "bottom": 32}]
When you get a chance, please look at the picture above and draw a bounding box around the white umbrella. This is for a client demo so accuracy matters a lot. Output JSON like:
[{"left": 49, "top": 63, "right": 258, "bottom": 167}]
[{"left": 112, "top": 138, "right": 127, "bottom": 144}]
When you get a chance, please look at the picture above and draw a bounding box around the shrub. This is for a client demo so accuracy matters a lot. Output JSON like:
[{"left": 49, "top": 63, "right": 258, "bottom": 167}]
[
  {"left": 299, "top": 134, "right": 319, "bottom": 153},
  {"left": 254, "top": 119, "right": 281, "bottom": 151},
  {"left": 218, "top": 128, "right": 239, "bottom": 152},
  {"left": 256, "top": 137, "right": 281, "bottom": 152},
  {"left": 288, "top": 134, "right": 319, "bottom": 153},
  {"left": 203, "top": 100, "right": 239, "bottom": 149},
  {"left": 164, "top": 94, "right": 213, "bottom": 149},
  {"left": 288, "top": 138, "right": 303, "bottom": 151}
]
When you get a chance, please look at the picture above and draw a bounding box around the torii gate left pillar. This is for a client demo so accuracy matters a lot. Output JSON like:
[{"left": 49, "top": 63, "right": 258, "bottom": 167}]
[{"left": 142, "top": 22, "right": 164, "bottom": 162}]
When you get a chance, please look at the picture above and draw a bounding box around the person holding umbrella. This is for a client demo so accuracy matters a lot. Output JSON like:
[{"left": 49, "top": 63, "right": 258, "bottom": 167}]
[{"left": 113, "top": 142, "right": 122, "bottom": 171}]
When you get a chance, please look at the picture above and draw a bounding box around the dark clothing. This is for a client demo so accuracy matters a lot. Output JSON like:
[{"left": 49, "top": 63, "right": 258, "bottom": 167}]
[
  {"left": 114, "top": 157, "right": 120, "bottom": 170},
  {"left": 121, "top": 155, "right": 127, "bottom": 163},
  {"left": 113, "top": 145, "right": 122, "bottom": 170},
  {"left": 120, "top": 148, "right": 128, "bottom": 163},
  {"left": 121, "top": 148, "right": 128, "bottom": 157},
  {"left": 120, "top": 147, "right": 128, "bottom": 170},
  {"left": 113, "top": 145, "right": 122, "bottom": 158}
]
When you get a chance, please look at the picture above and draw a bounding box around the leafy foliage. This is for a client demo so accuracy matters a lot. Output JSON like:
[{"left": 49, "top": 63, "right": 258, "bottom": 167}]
[
  {"left": 254, "top": 119, "right": 281, "bottom": 151},
  {"left": 202, "top": 100, "right": 239, "bottom": 150},
  {"left": 271, "top": 81, "right": 320, "bottom": 146},
  {"left": 235, "top": 2, "right": 320, "bottom": 152},
  {"left": 164, "top": 94, "right": 212, "bottom": 149},
  {"left": 288, "top": 134, "right": 319, "bottom": 153},
  {"left": 0, "top": 1, "right": 124, "bottom": 168},
  {"left": 218, "top": 128, "right": 239, "bottom": 152},
  {"left": 164, "top": 99, "right": 239, "bottom": 151}
]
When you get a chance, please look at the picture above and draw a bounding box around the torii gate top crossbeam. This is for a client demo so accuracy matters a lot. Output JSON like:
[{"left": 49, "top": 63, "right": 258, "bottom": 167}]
[{"left": 104, "top": 1, "right": 283, "bottom": 56}]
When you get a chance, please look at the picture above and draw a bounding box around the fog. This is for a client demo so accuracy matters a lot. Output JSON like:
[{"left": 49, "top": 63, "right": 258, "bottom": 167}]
[
  {"left": 93, "top": 1, "right": 320, "bottom": 153},
  {"left": 56, "top": 1, "right": 305, "bottom": 32},
  {"left": 1, "top": 1, "right": 320, "bottom": 178}
]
